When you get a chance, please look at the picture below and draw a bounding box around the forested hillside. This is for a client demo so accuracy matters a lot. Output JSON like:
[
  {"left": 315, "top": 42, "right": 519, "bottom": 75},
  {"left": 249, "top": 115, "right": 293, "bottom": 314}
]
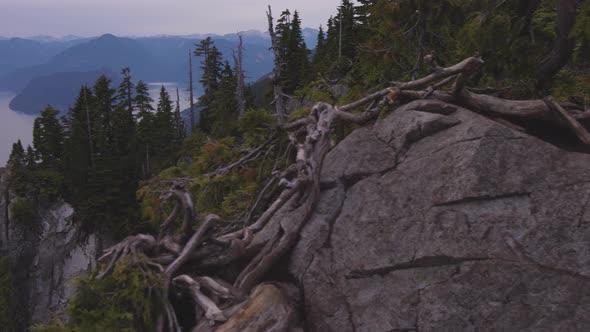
[{"left": 1, "top": 0, "right": 589, "bottom": 331}]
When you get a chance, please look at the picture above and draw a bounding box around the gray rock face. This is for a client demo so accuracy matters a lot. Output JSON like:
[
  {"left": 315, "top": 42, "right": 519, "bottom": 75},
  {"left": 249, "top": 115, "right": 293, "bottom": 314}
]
[
  {"left": 290, "top": 104, "right": 590, "bottom": 331},
  {"left": 0, "top": 169, "right": 98, "bottom": 325}
]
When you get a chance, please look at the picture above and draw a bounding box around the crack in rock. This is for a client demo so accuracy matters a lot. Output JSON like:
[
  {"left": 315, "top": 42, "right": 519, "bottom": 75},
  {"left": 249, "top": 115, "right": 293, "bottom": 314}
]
[
  {"left": 346, "top": 255, "right": 489, "bottom": 279},
  {"left": 433, "top": 191, "right": 531, "bottom": 207}
]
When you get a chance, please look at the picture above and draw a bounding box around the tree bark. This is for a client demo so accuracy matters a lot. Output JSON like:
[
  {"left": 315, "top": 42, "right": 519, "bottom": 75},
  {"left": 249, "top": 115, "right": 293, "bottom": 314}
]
[
  {"left": 537, "top": 0, "right": 579, "bottom": 88},
  {"left": 189, "top": 50, "right": 196, "bottom": 131},
  {"left": 233, "top": 34, "right": 246, "bottom": 119}
]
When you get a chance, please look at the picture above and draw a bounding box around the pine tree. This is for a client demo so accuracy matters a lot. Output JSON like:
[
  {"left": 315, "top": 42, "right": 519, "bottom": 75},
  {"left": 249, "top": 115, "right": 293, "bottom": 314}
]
[
  {"left": 273, "top": 9, "right": 310, "bottom": 94},
  {"left": 284, "top": 10, "right": 309, "bottom": 93},
  {"left": 135, "top": 81, "right": 155, "bottom": 177},
  {"left": 111, "top": 68, "right": 141, "bottom": 233},
  {"left": 32, "top": 106, "right": 64, "bottom": 166},
  {"left": 7, "top": 140, "right": 25, "bottom": 168},
  {"left": 153, "top": 86, "right": 178, "bottom": 169},
  {"left": 116, "top": 67, "right": 134, "bottom": 117},
  {"left": 7, "top": 140, "right": 28, "bottom": 195},
  {"left": 211, "top": 62, "right": 238, "bottom": 137},
  {"left": 113, "top": 68, "right": 138, "bottom": 160},
  {"left": 337, "top": 0, "right": 357, "bottom": 59},
  {"left": 92, "top": 75, "right": 116, "bottom": 154},
  {"left": 194, "top": 37, "right": 223, "bottom": 133},
  {"left": 24, "top": 146, "right": 36, "bottom": 168},
  {"left": 312, "top": 25, "right": 328, "bottom": 76},
  {"left": 134, "top": 80, "right": 154, "bottom": 120}
]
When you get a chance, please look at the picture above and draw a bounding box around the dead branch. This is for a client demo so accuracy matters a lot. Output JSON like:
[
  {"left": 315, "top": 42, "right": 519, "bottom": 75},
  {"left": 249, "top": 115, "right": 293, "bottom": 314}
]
[
  {"left": 174, "top": 275, "right": 227, "bottom": 323},
  {"left": 203, "top": 137, "right": 276, "bottom": 179},
  {"left": 544, "top": 97, "right": 590, "bottom": 147}
]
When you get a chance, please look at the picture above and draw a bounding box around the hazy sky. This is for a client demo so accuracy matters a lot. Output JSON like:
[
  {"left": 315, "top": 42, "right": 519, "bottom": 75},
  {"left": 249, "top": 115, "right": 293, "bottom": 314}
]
[{"left": 0, "top": 0, "right": 341, "bottom": 37}]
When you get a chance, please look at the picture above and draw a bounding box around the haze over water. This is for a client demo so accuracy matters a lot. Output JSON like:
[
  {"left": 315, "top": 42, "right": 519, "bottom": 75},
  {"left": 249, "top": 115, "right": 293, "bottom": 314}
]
[{"left": 0, "top": 92, "right": 35, "bottom": 167}]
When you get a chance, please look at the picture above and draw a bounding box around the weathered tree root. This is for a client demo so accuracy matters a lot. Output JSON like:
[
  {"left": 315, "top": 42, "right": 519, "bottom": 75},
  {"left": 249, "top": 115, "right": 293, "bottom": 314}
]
[{"left": 92, "top": 55, "right": 590, "bottom": 331}]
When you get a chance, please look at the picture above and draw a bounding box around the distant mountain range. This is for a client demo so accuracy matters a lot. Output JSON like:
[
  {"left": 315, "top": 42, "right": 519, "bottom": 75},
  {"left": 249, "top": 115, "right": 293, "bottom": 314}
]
[
  {"left": 0, "top": 29, "right": 318, "bottom": 115},
  {"left": 9, "top": 68, "right": 120, "bottom": 113}
]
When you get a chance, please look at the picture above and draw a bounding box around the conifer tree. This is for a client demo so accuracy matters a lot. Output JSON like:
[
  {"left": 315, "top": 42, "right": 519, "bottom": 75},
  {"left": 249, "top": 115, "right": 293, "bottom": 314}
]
[
  {"left": 194, "top": 37, "right": 223, "bottom": 133},
  {"left": 273, "top": 9, "right": 310, "bottom": 94},
  {"left": 92, "top": 75, "right": 116, "bottom": 154},
  {"left": 113, "top": 68, "right": 138, "bottom": 158},
  {"left": 211, "top": 62, "right": 238, "bottom": 137},
  {"left": 153, "top": 86, "right": 178, "bottom": 169},
  {"left": 24, "top": 146, "right": 36, "bottom": 168},
  {"left": 284, "top": 10, "right": 309, "bottom": 93},
  {"left": 135, "top": 81, "right": 155, "bottom": 177},
  {"left": 7, "top": 140, "right": 25, "bottom": 168},
  {"left": 32, "top": 106, "right": 64, "bottom": 166},
  {"left": 7, "top": 140, "right": 28, "bottom": 195},
  {"left": 134, "top": 80, "right": 154, "bottom": 119}
]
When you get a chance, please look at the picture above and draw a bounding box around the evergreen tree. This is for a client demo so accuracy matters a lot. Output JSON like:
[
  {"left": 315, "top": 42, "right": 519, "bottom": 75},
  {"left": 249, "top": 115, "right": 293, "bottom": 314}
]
[
  {"left": 92, "top": 75, "right": 116, "bottom": 153},
  {"left": 153, "top": 86, "right": 178, "bottom": 169},
  {"left": 336, "top": 0, "right": 357, "bottom": 59},
  {"left": 273, "top": 9, "right": 310, "bottom": 94},
  {"left": 135, "top": 81, "right": 156, "bottom": 177},
  {"left": 194, "top": 37, "right": 223, "bottom": 133},
  {"left": 7, "top": 140, "right": 28, "bottom": 195},
  {"left": 316, "top": 25, "right": 326, "bottom": 51},
  {"left": 32, "top": 106, "right": 64, "bottom": 166},
  {"left": 24, "top": 146, "right": 35, "bottom": 167},
  {"left": 62, "top": 85, "right": 94, "bottom": 207},
  {"left": 113, "top": 68, "right": 138, "bottom": 166},
  {"left": 211, "top": 62, "right": 238, "bottom": 137},
  {"left": 284, "top": 10, "right": 309, "bottom": 93},
  {"left": 134, "top": 80, "right": 154, "bottom": 120},
  {"left": 7, "top": 140, "right": 25, "bottom": 168}
]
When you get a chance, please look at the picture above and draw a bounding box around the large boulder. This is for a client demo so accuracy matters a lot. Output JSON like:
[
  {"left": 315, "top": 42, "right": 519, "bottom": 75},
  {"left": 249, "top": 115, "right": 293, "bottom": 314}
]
[{"left": 290, "top": 104, "right": 590, "bottom": 331}]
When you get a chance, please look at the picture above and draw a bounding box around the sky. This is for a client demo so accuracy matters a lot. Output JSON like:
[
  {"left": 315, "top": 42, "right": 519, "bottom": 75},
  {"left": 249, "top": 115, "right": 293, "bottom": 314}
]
[{"left": 0, "top": 0, "right": 341, "bottom": 38}]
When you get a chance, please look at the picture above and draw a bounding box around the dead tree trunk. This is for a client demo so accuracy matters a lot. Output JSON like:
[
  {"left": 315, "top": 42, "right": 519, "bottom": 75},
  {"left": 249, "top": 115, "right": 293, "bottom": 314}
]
[
  {"left": 176, "top": 87, "right": 183, "bottom": 138},
  {"left": 189, "top": 50, "right": 196, "bottom": 131},
  {"left": 233, "top": 34, "right": 246, "bottom": 119}
]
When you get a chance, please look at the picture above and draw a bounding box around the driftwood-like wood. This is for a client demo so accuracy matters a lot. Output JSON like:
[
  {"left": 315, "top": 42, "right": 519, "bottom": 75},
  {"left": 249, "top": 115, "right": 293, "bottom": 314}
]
[{"left": 93, "top": 54, "right": 590, "bottom": 331}]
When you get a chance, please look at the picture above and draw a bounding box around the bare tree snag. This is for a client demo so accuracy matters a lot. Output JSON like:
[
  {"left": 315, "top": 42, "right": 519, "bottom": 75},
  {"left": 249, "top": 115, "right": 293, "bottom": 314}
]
[
  {"left": 232, "top": 34, "right": 246, "bottom": 119},
  {"left": 176, "top": 87, "right": 183, "bottom": 138},
  {"left": 189, "top": 50, "right": 196, "bottom": 130}
]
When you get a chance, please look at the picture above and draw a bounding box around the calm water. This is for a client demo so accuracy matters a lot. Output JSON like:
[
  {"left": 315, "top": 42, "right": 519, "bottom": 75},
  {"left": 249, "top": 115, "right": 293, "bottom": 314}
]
[
  {"left": 0, "top": 92, "right": 35, "bottom": 167},
  {"left": 148, "top": 82, "right": 191, "bottom": 111}
]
